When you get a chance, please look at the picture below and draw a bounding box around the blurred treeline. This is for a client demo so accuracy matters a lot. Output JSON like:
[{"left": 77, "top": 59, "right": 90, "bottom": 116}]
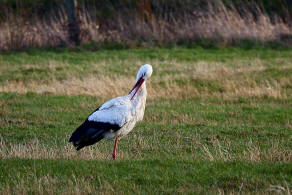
[{"left": 0, "top": 0, "right": 291, "bottom": 50}]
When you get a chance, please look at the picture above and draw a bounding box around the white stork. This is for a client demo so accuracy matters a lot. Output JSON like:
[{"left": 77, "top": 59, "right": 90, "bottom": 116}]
[{"left": 69, "top": 64, "right": 153, "bottom": 159}]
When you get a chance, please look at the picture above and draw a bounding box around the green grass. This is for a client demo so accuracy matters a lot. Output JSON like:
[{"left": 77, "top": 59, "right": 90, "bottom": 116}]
[
  {"left": 0, "top": 159, "right": 291, "bottom": 194},
  {"left": 0, "top": 93, "right": 291, "bottom": 193},
  {"left": 1, "top": 47, "right": 292, "bottom": 81},
  {"left": 0, "top": 47, "right": 292, "bottom": 193}
]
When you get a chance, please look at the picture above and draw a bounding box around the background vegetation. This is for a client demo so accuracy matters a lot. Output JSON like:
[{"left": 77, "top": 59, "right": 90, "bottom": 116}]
[{"left": 0, "top": 0, "right": 292, "bottom": 50}]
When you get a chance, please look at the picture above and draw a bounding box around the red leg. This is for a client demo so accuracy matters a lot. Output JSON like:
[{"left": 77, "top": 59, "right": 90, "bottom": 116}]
[{"left": 112, "top": 137, "right": 119, "bottom": 160}]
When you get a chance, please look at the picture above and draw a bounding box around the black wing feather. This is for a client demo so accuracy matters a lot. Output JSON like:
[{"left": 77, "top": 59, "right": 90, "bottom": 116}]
[{"left": 69, "top": 119, "right": 121, "bottom": 150}]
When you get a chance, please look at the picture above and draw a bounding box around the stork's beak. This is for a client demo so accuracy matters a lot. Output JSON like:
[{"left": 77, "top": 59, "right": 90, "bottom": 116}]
[{"left": 129, "top": 77, "right": 145, "bottom": 100}]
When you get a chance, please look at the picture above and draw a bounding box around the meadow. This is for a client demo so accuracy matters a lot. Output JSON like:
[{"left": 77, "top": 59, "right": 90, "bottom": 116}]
[{"left": 0, "top": 47, "right": 291, "bottom": 194}]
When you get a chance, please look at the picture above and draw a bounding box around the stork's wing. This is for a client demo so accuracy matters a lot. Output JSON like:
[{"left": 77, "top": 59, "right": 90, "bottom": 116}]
[
  {"left": 88, "top": 95, "right": 132, "bottom": 126},
  {"left": 69, "top": 95, "right": 132, "bottom": 150}
]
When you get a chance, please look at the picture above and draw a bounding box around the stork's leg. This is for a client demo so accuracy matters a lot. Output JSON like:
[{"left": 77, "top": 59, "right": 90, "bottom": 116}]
[{"left": 112, "top": 137, "right": 119, "bottom": 160}]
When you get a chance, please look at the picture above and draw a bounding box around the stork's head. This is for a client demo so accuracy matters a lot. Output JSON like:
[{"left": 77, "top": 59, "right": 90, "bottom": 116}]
[
  {"left": 136, "top": 64, "right": 153, "bottom": 82},
  {"left": 129, "top": 64, "right": 153, "bottom": 100}
]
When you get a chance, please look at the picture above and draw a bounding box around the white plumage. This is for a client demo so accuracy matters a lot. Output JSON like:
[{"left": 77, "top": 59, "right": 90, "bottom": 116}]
[{"left": 69, "top": 64, "right": 153, "bottom": 159}]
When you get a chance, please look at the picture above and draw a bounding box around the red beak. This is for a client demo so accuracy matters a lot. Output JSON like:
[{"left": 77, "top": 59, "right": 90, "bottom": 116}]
[{"left": 129, "top": 77, "right": 145, "bottom": 100}]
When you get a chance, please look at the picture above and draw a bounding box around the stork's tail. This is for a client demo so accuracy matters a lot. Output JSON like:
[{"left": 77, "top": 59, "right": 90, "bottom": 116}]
[
  {"left": 69, "top": 129, "right": 104, "bottom": 150},
  {"left": 69, "top": 120, "right": 121, "bottom": 150},
  {"left": 69, "top": 120, "right": 105, "bottom": 150}
]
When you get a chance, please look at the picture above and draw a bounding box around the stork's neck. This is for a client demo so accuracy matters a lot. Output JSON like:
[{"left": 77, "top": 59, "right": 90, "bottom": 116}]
[
  {"left": 129, "top": 82, "right": 147, "bottom": 101},
  {"left": 130, "top": 82, "right": 147, "bottom": 122}
]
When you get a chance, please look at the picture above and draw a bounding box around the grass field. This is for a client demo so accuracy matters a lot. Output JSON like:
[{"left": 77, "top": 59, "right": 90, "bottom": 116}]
[{"left": 0, "top": 47, "right": 291, "bottom": 194}]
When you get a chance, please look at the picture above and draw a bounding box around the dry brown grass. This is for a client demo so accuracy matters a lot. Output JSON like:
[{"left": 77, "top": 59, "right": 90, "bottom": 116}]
[
  {"left": 0, "top": 138, "right": 124, "bottom": 160},
  {"left": 190, "top": 2, "right": 292, "bottom": 42},
  {"left": 0, "top": 1, "right": 291, "bottom": 50},
  {"left": 1, "top": 136, "right": 291, "bottom": 162},
  {"left": 184, "top": 137, "right": 292, "bottom": 162},
  {"left": 0, "top": 134, "right": 151, "bottom": 160},
  {"left": 0, "top": 10, "right": 69, "bottom": 50},
  {"left": 0, "top": 59, "right": 291, "bottom": 99}
]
